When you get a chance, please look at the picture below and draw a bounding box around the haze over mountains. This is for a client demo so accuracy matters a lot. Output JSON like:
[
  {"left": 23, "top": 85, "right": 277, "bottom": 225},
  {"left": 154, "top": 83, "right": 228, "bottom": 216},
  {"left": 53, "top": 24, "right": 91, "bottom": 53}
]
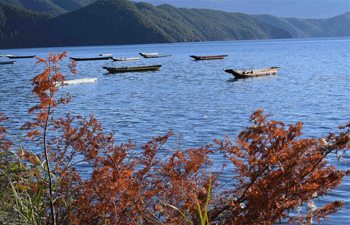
[{"left": 0, "top": 0, "right": 349, "bottom": 49}]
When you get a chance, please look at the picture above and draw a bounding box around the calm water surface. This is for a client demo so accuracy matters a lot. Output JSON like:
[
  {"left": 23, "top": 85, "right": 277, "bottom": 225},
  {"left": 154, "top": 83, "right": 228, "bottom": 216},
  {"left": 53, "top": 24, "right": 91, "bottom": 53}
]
[{"left": 1, "top": 37, "right": 349, "bottom": 223}]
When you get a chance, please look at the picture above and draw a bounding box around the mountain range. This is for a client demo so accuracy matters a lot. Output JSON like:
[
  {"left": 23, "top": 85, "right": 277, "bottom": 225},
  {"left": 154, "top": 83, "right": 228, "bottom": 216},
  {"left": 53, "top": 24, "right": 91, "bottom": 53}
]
[
  {"left": 0, "top": 0, "right": 95, "bottom": 16},
  {"left": 0, "top": 0, "right": 349, "bottom": 49},
  {"left": 256, "top": 13, "right": 350, "bottom": 38}
]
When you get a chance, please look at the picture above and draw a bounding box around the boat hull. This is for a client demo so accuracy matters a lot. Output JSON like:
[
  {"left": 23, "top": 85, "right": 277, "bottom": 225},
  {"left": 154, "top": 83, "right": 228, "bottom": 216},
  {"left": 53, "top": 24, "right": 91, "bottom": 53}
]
[
  {"left": 0, "top": 61, "right": 16, "bottom": 65},
  {"left": 139, "top": 53, "right": 158, "bottom": 57},
  {"left": 224, "top": 67, "right": 281, "bottom": 79},
  {"left": 70, "top": 56, "right": 112, "bottom": 61},
  {"left": 7, "top": 55, "right": 35, "bottom": 59},
  {"left": 190, "top": 55, "right": 228, "bottom": 60},
  {"left": 103, "top": 65, "right": 162, "bottom": 73},
  {"left": 143, "top": 55, "right": 171, "bottom": 58},
  {"left": 99, "top": 54, "right": 113, "bottom": 56},
  {"left": 111, "top": 57, "right": 140, "bottom": 61},
  {"left": 56, "top": 78, "right": 97, "bottom": 86}
]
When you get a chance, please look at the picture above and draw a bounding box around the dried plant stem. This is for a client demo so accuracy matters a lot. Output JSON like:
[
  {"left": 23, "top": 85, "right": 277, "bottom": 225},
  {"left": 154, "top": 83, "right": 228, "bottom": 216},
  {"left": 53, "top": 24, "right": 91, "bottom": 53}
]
[{"left": 43, "top": 75, "right": 56, "bottom": 225}]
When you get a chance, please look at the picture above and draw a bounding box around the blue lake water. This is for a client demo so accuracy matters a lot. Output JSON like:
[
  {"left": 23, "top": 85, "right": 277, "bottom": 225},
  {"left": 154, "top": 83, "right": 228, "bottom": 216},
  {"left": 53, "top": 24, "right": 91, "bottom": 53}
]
[{"left": 0, "top": 37, "right": 349, "bottom": 223}]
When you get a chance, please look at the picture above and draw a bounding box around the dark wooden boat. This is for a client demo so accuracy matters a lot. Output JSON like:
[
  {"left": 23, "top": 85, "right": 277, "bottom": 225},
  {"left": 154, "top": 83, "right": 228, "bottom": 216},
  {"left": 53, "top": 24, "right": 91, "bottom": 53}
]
[
  {"left": 142, "top": 55, "right": 171, "bottom": 58},
  {"left": 7, "top": 55, "right": 36, "bottom": 59},
  {"left": 224, "top": 67, "right": 281, "bottom": 79},
  {"left": 103, "top": 65, "right": 162, "bottom": 73},
  {"left": 70, "top": 56, "right": 112, "bottom": 61},
  {"left": 190, "top": 55, "right": 228, "bottom": 60},
  {"left": 0, "top": 61, "right": 16, "bottom": 65}
]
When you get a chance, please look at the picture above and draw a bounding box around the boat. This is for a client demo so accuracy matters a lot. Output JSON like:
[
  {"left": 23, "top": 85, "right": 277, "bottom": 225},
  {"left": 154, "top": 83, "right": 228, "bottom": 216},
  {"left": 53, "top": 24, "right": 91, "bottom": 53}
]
[
  {"left": 0, "top": 61, "right": 16, "bottom": 65},
  {"left": 142, "top": 55, "right": 171, "bottom": 58},
  {"left": 190, "top": 55, "right": 228, "bottom": 60},
  {"left": 103, "top": 65, "right": 162, "bottom": 73},
  {"left": 7, "top": 55, "right": 36, "bottom": 59},
  {"left": 99, "top": 54, "right": 113, "bottom": 56},
  {"left": 139, "top": 53, "right": 158, "bottom": 57},
  {"left": 70, "top": 56, "right": 112, "bottom": 61},
  {"left": 111, "top": 57, "right": 140, "bottom": 61},
  {"left": 224, "top": 67, "right": 281, "bottom": 79},
  {"left": 55, "top": 78, "right": 97, "bottom": 86}
]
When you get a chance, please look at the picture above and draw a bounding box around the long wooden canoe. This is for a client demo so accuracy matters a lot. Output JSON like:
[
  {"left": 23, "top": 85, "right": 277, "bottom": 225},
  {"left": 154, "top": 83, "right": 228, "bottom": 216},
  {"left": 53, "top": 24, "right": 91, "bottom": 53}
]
[
  {"left": 190, "top": 55, "right": 228, "bottom": 60},
  {"left": 142, "top": 55, "right": 171, "bottom": 58},
  {"left": 70, "top": 56, "right": 112, "bottom": 61},
  {"left": 103, "top": 65, "right": 162, "bottom": 73},
  {"left": 7, "top": 55, "right": 36, "bottom": 59},
  {"left": 0, "top": 61, "right": 16, "bottom": 65},
  {"left": 224, "top": 67, "right": 281, "bottom": 79}
]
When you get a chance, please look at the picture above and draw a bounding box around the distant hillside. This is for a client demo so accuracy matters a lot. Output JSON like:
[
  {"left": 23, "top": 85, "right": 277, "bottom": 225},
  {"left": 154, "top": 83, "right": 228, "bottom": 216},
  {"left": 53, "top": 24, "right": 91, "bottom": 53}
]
[
  {"left": 0, "top": 0, "right": 97, "bottom": 15},
  {"left": 0, "top": 0, "right": 294, "bottom": 49},
  {"left": 0, "top": 2, "right": 51, "bottom": 48},
  {"left": 1, "top": 0, "right": 347, "bottom": 49},
  {"left": 255, "top": 12, "right": 350, "bottom": 38},
  {"left": 0, "top": 0, "right": 67, "bottom": 16},
  {"left": 135, "top": 3, "right": 291, "bottom": 42},
  {"left": 50, "top": 0, "right": 95, "bottom": 12},
  {"left": 45, "top": 0, "right": 169, "bottom": 46}
]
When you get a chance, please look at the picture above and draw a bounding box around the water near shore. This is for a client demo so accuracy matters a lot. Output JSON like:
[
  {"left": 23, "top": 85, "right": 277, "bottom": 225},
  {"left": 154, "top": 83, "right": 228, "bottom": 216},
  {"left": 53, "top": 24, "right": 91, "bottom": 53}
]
[{"left": 1, "top": 37, "right": 349, "bottom": 223}]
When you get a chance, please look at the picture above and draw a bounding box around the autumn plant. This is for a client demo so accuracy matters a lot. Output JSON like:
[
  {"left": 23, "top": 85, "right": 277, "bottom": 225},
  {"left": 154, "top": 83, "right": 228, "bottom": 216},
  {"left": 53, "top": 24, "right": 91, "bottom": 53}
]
[
  {"left": 0, "top": 52, "right": 349, "bottom": 225},
  {"left": 211, "top": 111, "right": 350, "bottom": 224},
  {"left": 162, "top": 175, "right": 213, "bottom": 225}
]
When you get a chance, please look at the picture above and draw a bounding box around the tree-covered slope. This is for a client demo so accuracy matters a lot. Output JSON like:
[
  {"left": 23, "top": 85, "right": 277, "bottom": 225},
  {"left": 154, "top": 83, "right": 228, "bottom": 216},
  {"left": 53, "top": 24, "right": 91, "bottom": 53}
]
[
  {"left": 46, "top": 0, "right": 291, "bottom": 47},
  {"left": 256, "top": 12, "right": 350, "bottom": 38},
  {"left": 0, "top": 2, "right": 52, "bottom": 48},
  {"left": 0, "top": 0, "right": 97, "bottom": 15},
  {"left": 9, "top": 0, "right": 350, "bottom": 49},
  {"left": 0, "top": 0, "right": 67, "bottom": 16},
  {"left": 51, "top": 0, "right": 95, "bottom": 11},
  {"left": 136, "top": 3, "right": 291, "bottom": 41},
  {"left": 46, "top": 0, "right": 169, "bottom": 46}
]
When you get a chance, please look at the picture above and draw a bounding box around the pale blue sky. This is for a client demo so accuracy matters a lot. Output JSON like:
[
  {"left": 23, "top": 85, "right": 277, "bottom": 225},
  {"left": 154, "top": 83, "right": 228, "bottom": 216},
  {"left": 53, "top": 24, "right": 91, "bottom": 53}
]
[{"left": 133, "top": 0, "right": 350, "bottom": 18}]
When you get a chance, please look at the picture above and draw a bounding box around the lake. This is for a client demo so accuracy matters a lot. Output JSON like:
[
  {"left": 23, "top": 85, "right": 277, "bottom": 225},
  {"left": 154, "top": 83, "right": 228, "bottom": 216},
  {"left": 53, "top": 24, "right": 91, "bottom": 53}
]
[{"left": 0, "top": 37, "right": 349, "bottom": 223}]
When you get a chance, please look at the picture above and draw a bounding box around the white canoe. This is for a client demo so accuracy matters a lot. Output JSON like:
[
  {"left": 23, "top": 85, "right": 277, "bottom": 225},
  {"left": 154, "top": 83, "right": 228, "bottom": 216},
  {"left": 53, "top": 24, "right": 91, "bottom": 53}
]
[
  {"left": 56, "top": 78, "right": 97, "bottom": 86},
  {"left": 99, "top": 54, "right": 113, "bottom": 56},
  {"left": 112, "top": 57, "right": 140, "bottom": 61},
  {"left": 139, "top": 53, "right": 158, "bottom": 56}
]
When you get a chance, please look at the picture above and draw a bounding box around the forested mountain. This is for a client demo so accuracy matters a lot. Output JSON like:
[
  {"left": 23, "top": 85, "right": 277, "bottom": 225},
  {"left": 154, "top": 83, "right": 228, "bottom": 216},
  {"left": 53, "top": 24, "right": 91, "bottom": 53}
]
[
  {"left": 0, "top": 0, "right": 293, "bottom": 48},
  {"left": 135, "top": 3, "right": 290, "bottom": 42},
  {"left": 255, "top": 12, "right": 350, "bottom": 38},
  {"left": 1, "top": 0, "right": 348, "bottom": 49},
  {"left": 46, "top": 0, "right": 169, "bottom": 46},
  {"left": 0, "top": 0, "right": 96, "bottom": 15},
  {"left": 0, "top": 0, "right": 67, "bottom": 16},
  {"left": 50, "top": 0, "right": 95, "bottom": 11},
  {"left": 0, "top": 2, "right": 52, "bottom": 48}
]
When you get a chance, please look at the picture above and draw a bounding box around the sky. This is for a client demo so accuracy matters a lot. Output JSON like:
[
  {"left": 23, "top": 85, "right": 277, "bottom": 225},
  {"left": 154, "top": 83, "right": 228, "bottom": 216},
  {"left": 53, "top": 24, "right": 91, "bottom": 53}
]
[{"left": 133, "top": 0, "right": 350, "bottom": 18}]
